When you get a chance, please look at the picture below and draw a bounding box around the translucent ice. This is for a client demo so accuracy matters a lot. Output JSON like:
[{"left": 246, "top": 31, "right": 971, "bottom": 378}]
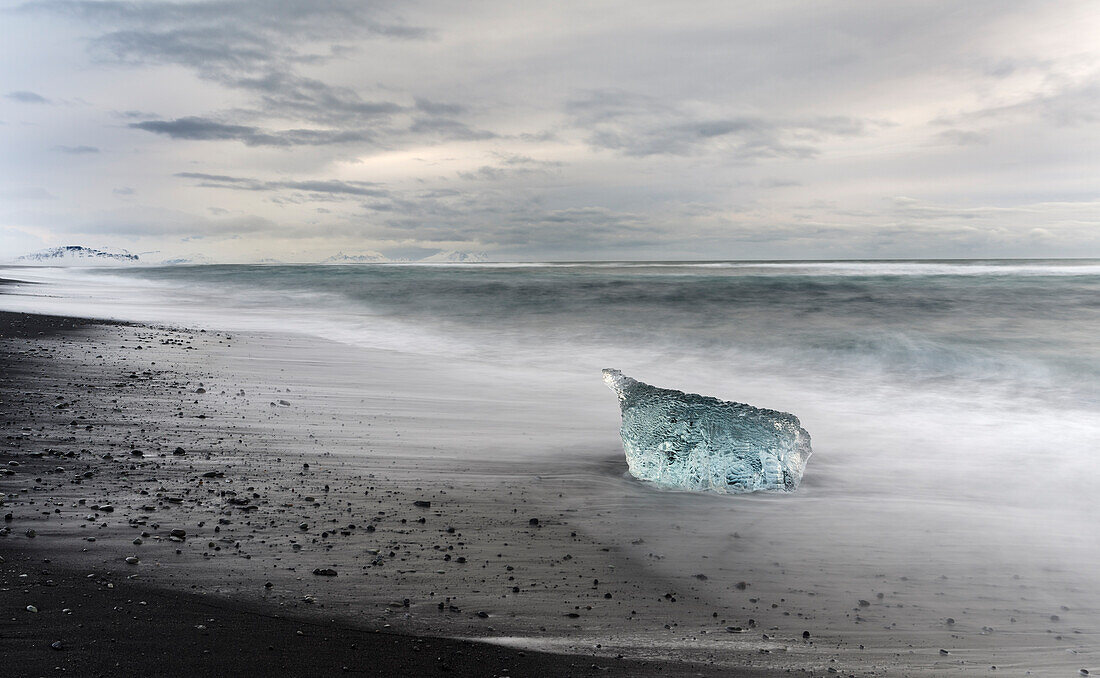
[{"left": 602, "top": 369, "right": 812, "bottom": 494}]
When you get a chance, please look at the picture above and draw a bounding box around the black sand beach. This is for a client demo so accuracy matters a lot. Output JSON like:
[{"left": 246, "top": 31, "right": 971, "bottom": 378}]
[
  {"left": 0, "top": 310, "right": 780, "bottom": 677},
  {"left": 2, "top": 548, "right": 736, "bottom": 677}
]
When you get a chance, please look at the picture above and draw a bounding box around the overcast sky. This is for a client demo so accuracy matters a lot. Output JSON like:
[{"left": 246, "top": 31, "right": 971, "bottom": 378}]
[{"left": 2, "top": 0, "right": 1099, "bottom": 262}]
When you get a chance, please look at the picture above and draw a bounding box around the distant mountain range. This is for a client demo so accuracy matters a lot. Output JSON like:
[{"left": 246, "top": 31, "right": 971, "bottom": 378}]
[
  {"left": 320, "top": 251, "right": 390, "bottom": 264},
  {"left": 160, "top": 253, "right": 215, "bottom": 265},
  {"left": 419, "top": 250, "right": 488, "bottom": 263},
  {"left": 14, "top": 245, "right": 139, "bottom": 265}
]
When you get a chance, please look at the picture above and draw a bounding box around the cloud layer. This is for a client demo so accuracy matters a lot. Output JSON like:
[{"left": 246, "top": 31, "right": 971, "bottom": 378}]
[{"left": 2, "top": 0, "right": 1099, "bottom": 261}]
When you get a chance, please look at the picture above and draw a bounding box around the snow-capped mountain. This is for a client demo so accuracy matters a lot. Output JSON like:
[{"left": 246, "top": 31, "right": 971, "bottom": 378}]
[
  {"left": 320, "top": 251, "right": 389, "bottom": 264},
  {"left": 419, "top": 250, "right": 488, "bottom": 263},
  {"left": 14, "top": 245, "right": 140, "bottom": 266},
  {"left": 159, "top": 253, "right": 215, "bottom": 265}
]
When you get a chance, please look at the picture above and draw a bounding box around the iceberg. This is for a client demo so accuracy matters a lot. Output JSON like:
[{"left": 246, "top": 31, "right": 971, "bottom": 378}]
[{"left": 602, "top": 369, "right": 812, "bottom": 494}]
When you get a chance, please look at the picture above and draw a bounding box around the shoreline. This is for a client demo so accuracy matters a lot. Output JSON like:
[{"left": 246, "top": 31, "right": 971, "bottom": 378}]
[{"left": 0, "top": 309, "right": 777, "bottom": 677}]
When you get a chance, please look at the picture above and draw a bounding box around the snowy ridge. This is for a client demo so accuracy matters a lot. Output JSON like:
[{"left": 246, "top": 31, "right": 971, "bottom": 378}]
[
  {"left": 14, "top": 245, "right": 140, "bottom": 266},
  {"left": 159, "top": 253, "right": 215, "bottom": 265},
  {"left": 320, "top": 251, "right": 389, "bottom": 264},
  {"left": 420, "top": 250, "right": 488, "bottom": 263}
]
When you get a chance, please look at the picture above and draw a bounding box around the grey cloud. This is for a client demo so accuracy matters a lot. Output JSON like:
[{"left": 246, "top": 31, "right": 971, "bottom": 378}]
[
  {"left": 587, "top": 118, "right": 812, "bottom": 159},
  {"left": 54, "top": 145, "right": 100, "bottom": 154},
  {"left": 519, "top": 130, "right": 560, "bottom": 143},
  {"left": 457, "top": 155, "right": 563, "bottom": 181},
  {"left": 112, "top": 109, "right": 159, "bottom": 119},
  {"left": 568, "top": 90, "right": 871, "bottom": 159},
  {"left": 360, "top": 200, "right": 400, "bottom": 212},
  {"left": 131, "top": 117, "right": 376, "bottom": 147},
  {"left": 493, "top": 153, "right": 563, "bottom": 168},
  {"left": 24, "top": 1, "right": 431, "bottom": 49},
  {"left": 278, "top": 179, "right": 388, "bottom": 197},
  {"left": 5, "top": 90, "right": 50, "bottom": 103},
  {"left": 131, "top": 117, "right": 258, "bottom": 141},
  {"left": 409, "top": 117, "right": 497, "bottom": 141},
  {"left": 457, "top": 166, "right": 507, "bottom": 181},
  {"left": 28, "top": 0, "right": 427, "bottom": 139},
  {"left": 264, "top": 128, "right": 374, "bottom": 147},
  {"left": 760, "top": 178, "right": 802, "bottom": 188},
  {"left": 566, "top": 89, "right": 668, "bottom": 125},
  {"left": 91, "top": 26, "right": 279, "bottom": 72},
  {"left": 356, "top": 187, "right": 661, "bottom": 250},
  {"left": 476, "top": 207, "right": 652, "bottom": 249},
  {"left": 176, "top": 172, "right": 246, "bottom": 183},
  {"left": 26, "top": 0, "right": 524, "bottom": 158},
  {"left": 417, "top": 189, "right": 462, "bottom": 199},
  {"left": 176, "top": 172, "right": 389, "bottom": 198},
  {"left": 231, "top": 72, "right": 404, "bottom": 126},
  {"left": 414, "top": 98, "right": 466, "bottom": 116}
]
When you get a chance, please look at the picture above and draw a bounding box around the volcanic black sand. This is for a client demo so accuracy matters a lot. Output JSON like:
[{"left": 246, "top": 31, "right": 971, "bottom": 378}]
[
  {"left": 0, "top": 310, "right": 782, "bottom": 677},
  {"left": 1, "top": 548, "right": 736, "bottom": 677}
]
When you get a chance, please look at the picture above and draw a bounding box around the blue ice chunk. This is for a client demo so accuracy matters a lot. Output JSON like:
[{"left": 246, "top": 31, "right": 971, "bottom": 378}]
[{"left": 602, "top": 369, "right": 812, "bottom": 494}]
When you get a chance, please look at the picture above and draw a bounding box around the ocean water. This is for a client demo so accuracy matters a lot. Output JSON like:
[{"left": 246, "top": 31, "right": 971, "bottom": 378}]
[
  {"left": 5, "top": 259, "right": 1099, "bottom": 501},
  {"left": 4, "top": 260, "right": 1099, "bottom": 667}
]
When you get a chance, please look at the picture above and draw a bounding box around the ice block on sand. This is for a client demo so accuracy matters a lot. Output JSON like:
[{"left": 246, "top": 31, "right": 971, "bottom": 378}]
[{"left": 603, "top": 369, "right": 812, "bottom": 494}]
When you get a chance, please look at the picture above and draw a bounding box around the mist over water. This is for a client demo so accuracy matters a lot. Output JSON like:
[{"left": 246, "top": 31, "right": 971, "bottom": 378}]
[
  {"left": 33, "top": 260, "right": 1100, "bottom": 396},
  {"left": 7, "top": 261, "right": 1099, "bottom": 497},
  {"left": 4, "top": 260, "right": 1099, "bottom": 667}
]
